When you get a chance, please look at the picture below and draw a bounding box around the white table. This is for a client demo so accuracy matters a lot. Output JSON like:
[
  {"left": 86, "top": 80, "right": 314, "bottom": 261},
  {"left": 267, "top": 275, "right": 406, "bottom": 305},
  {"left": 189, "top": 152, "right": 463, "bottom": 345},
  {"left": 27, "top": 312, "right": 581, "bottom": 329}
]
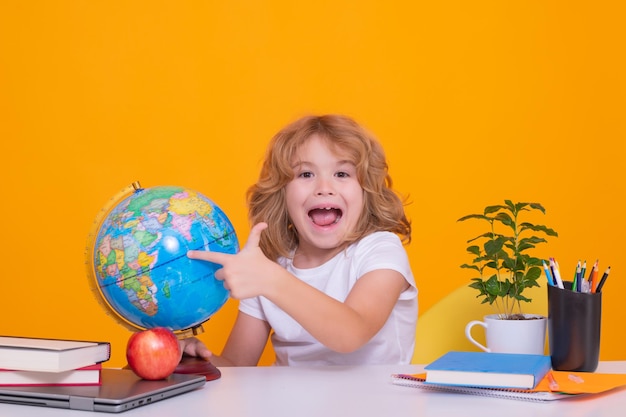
[{"left": 1, "top": 362, "right": 625, "bottom": 416}]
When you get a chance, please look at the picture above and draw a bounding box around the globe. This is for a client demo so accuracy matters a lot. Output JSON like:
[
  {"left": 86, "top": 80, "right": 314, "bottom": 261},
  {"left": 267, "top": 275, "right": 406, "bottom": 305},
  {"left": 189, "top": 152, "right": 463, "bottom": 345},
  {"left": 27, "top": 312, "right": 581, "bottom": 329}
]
[{"left": 86, "top": 182, "right": 239, "bottom": 337}]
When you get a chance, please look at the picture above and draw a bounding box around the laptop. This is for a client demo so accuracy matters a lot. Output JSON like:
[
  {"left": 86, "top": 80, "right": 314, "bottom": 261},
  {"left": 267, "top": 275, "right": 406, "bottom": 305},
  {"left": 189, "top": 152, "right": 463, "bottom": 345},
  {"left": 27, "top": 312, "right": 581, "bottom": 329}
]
[{"left": 0, "top": 368, "right": 206, "bottom": 413}]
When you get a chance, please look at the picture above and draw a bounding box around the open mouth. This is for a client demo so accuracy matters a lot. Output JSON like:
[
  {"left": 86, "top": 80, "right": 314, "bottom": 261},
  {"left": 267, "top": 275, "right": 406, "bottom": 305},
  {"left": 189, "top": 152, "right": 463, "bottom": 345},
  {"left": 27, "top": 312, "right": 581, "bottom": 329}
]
[{"left": 308, "top": 207, "right": 342, "bottom": 226}]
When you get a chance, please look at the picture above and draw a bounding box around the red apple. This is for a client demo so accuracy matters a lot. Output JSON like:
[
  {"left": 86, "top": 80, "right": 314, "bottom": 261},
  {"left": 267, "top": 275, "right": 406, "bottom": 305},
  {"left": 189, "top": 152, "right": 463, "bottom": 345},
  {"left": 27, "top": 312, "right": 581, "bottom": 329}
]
[{"left": 126, "top": 327, "right": 181, "bottom": 380}]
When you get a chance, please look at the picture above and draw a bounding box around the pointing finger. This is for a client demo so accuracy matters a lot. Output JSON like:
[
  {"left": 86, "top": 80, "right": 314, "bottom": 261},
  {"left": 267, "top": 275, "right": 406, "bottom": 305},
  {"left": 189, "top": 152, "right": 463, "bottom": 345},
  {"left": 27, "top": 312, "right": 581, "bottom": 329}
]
[
  {"left": 242, "top": 222, "right": 268, "bottom": 251},
  {"left": 187, "top": 249, "right": 231, "bottom": 266}
]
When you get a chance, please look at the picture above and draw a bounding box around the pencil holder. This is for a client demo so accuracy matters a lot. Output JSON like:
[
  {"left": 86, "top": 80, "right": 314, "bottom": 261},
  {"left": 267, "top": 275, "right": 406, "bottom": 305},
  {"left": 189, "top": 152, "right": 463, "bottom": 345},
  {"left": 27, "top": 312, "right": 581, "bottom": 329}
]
[{"left": 547, "top": 281, "right": 602, "bottom": 372}]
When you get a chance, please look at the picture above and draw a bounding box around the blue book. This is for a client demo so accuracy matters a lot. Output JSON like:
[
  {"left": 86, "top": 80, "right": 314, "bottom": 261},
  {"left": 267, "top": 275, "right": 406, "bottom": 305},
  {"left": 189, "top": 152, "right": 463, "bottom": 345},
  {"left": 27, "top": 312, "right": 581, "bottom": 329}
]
[{"left": 424, "top": 351, "right": 552, "bottom": 389}]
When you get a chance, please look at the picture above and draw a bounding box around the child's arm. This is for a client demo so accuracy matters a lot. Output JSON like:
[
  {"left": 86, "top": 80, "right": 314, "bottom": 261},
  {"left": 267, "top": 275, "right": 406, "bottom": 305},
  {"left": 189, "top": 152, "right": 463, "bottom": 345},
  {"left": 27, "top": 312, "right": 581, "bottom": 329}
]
[
  {"left": 188, "top": 223, "right": 410, "bottom": 354},
  {"left": 216, "top": 312, "right": 271, "bottom": 366},
  {"left": 266, "top": 266, "right": 408, "bottom": 353},
  {"left": 180, "top": 312, "right": 271, "bottom": 366}
]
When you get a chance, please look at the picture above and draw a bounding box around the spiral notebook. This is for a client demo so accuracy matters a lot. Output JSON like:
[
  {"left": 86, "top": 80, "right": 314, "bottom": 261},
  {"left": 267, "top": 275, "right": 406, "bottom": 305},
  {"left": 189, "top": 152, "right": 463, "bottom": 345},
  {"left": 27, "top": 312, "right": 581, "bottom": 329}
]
[{"left": 391, "top": 370, "right": 626, "bottom": 402}]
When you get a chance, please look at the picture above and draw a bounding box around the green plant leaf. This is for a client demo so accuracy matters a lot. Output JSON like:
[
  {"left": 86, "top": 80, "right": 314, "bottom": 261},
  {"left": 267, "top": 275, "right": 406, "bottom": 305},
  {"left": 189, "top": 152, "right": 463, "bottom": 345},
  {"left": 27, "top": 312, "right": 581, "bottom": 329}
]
[
  {"left": 485, "top": 260, "right": 499, "bottom": 269},
  {"left": 460, "top": 264, "right": 480, "bottom": 272},
  {"left": 520, "top": 223, "right": 559, "bottom": 237},
  {"left": 519, "top": 236, "right": 547, "bottom": 245},
  {"left": 457, "top": 214, "right": 490, "bottom": 222},
  {"left": 528, "top": 202, "right": 546, "bottom": 213},
  {"left": 502, "top": 257, "right": 519, "bottom": 271},
  {"left": 517, "top": 241, "right": 535, "bottom": 252},
  {"left": 466, "top": 232, "right": 498, "bottom": 244},
  {"left": 484, "top": 205, "right": 507, "bottom": 214},
  {"left": 494, "top": 212, "right": 514, "bottom": 227},
  {"left": 465, "top": 245, "right": 481, "bottom": 256},
  {"left": 524, "top": 266, "right": 542, "bottom": 282},
  {"left": 484, "top": 237, "right": 505, "bottom": 256},
  {"left": 525, "top": 256, "right": 544, "bottom": 267},
  {"left": 469, "top": 279, "right": 486, "bottom": 293},
  {"left": 514, "top": 293, "right": 531, "bottom": 302},
  {"left": 484, "top": 275, "right": 501, "bottom": 296}
]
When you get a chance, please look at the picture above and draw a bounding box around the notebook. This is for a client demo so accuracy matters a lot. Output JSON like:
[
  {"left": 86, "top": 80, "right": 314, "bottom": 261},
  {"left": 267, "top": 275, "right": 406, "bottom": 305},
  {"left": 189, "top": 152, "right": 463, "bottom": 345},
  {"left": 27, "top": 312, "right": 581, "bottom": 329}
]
[
  {"left": 0, "top": 368, "right": 206, "bottom": 413},
  {"left": 391, "top": 370, "right": 626, "bottom": 402},
  {"left": 423, "top": 351, "right": 551, "bottom": 389}
]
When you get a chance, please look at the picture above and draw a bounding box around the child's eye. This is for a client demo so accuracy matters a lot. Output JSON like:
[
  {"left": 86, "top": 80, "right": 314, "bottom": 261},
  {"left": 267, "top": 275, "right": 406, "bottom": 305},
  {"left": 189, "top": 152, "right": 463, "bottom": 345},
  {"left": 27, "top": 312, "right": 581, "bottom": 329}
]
[
  {"left": 298, "top": 171, "right": 313, "bottom": 178},
  {"left": 336, "top": 171, "right": 350, "bottom": 178}
]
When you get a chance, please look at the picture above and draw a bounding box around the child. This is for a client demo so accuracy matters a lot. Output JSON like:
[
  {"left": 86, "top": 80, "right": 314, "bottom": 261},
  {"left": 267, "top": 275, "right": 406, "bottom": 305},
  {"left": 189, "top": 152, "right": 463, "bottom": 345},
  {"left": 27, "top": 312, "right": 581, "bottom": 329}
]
[{"left": 185, "top": 114, "right": 417, "bottom": 366}]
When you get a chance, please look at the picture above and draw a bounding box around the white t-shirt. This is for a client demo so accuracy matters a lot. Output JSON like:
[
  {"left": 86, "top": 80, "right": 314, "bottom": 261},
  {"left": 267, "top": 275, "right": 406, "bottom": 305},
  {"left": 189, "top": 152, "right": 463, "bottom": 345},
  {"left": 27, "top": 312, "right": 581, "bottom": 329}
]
[{"left": 239, "top": 231, "right": 418, "bottom": 366}]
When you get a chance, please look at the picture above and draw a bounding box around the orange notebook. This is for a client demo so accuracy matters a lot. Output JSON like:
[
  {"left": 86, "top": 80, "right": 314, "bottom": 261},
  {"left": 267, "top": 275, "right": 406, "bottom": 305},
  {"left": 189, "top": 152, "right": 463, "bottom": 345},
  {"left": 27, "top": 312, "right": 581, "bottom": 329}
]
[{"left": 391, "top": 370, "right": 626, "bottom": 402}]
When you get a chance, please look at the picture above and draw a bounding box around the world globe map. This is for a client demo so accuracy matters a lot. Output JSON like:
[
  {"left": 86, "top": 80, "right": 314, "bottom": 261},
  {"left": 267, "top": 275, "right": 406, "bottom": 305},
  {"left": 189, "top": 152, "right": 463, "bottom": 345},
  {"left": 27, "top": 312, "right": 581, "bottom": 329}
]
[{"left": 86, "top": 183, "right": 239, "bottom": 335}]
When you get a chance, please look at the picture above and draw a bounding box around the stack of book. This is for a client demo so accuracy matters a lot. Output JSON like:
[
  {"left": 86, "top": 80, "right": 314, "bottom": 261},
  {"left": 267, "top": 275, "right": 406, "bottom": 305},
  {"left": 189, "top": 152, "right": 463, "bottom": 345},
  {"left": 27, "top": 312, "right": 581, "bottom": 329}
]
[{"left": 0, "top": 336, "right": 111, "bottom": 386}]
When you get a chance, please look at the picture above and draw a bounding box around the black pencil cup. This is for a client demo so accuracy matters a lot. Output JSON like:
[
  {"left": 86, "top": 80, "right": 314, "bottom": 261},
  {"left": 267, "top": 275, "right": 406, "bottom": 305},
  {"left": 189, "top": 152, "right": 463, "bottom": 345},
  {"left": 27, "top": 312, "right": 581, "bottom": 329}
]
[{"left": 547, "top": 281, "right": 602, "bottom": 372}]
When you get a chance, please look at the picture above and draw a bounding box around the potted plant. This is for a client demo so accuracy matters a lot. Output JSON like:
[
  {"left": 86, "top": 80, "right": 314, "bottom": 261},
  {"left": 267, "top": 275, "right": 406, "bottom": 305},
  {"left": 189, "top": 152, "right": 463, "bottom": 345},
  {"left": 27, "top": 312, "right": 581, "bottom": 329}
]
[{"left": 458, "top": 200, "right": 558, "bottom": 320}]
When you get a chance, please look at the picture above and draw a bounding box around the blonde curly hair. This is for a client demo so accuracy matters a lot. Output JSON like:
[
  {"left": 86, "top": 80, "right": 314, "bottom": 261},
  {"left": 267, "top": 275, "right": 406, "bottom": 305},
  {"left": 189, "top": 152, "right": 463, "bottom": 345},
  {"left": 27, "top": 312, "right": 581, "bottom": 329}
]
[{"left": 247, "top": 114, "right": 411, "bottom": 261}]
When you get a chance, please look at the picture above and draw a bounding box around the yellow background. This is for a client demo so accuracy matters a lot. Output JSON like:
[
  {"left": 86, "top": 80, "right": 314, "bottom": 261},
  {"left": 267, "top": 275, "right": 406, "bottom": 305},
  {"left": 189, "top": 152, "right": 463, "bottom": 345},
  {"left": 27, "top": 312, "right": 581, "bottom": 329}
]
[{"left": 1, "top": 1, "right": 624, "bottom": 367}]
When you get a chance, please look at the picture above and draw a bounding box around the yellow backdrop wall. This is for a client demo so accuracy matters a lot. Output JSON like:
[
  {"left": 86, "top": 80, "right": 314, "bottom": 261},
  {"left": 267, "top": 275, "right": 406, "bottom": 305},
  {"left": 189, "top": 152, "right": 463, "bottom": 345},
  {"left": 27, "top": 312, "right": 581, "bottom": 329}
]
[{"left": 1, "top": 1, "right": 624, "bottom": 367}]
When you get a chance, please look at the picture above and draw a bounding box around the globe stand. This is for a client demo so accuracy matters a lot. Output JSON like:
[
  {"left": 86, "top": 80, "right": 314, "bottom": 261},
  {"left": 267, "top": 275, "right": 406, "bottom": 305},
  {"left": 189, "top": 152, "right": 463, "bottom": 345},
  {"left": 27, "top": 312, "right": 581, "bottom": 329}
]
[
  {"left": 174, "top": 355, "right": 222, "bottom": 381},
  {"left": 176, "top": 324, "right": 205, "bottom": 339}
]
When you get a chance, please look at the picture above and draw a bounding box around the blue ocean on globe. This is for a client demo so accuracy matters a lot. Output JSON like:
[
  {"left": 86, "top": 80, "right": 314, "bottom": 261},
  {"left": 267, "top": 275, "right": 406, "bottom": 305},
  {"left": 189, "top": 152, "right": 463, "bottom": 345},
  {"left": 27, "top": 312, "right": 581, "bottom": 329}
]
[{"left": 91, "top": 185, "right": 238, "bottom": 332}]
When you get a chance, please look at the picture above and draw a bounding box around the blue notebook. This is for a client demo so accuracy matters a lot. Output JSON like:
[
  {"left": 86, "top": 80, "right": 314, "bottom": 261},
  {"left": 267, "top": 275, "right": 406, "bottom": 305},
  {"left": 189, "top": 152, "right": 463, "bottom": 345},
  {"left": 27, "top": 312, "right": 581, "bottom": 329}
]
[{"left": 424, "top": 351, "right": 552, "bottom": 389}]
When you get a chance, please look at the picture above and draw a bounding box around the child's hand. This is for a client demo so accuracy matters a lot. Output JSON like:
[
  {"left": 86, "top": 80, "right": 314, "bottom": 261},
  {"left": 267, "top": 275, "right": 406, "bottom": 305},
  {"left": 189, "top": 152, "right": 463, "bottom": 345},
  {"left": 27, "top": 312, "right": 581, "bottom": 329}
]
[
  {"left": 187, "top": 222, "right": 281, "bottom": 299},
  {"left": 178, "top": 337, "right": 213, "bottom": 361}
]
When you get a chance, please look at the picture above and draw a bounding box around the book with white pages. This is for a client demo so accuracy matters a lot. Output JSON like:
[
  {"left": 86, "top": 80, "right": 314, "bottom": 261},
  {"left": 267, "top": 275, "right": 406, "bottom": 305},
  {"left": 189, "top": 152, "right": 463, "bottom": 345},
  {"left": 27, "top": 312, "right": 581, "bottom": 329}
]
[
  {"left": 0, "top": 364, "right": 102, "bottom": 386},
  {"left": 0, "top": 336, "right": 111, "bottom": 373}
]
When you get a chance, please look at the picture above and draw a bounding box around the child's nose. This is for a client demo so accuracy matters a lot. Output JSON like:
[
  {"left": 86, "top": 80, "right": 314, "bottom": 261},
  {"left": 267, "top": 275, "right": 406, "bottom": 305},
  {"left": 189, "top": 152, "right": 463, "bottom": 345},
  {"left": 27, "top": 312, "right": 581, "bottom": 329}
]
[{"left": 315, "top": 178, "right": 336, "bottom": 196}]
